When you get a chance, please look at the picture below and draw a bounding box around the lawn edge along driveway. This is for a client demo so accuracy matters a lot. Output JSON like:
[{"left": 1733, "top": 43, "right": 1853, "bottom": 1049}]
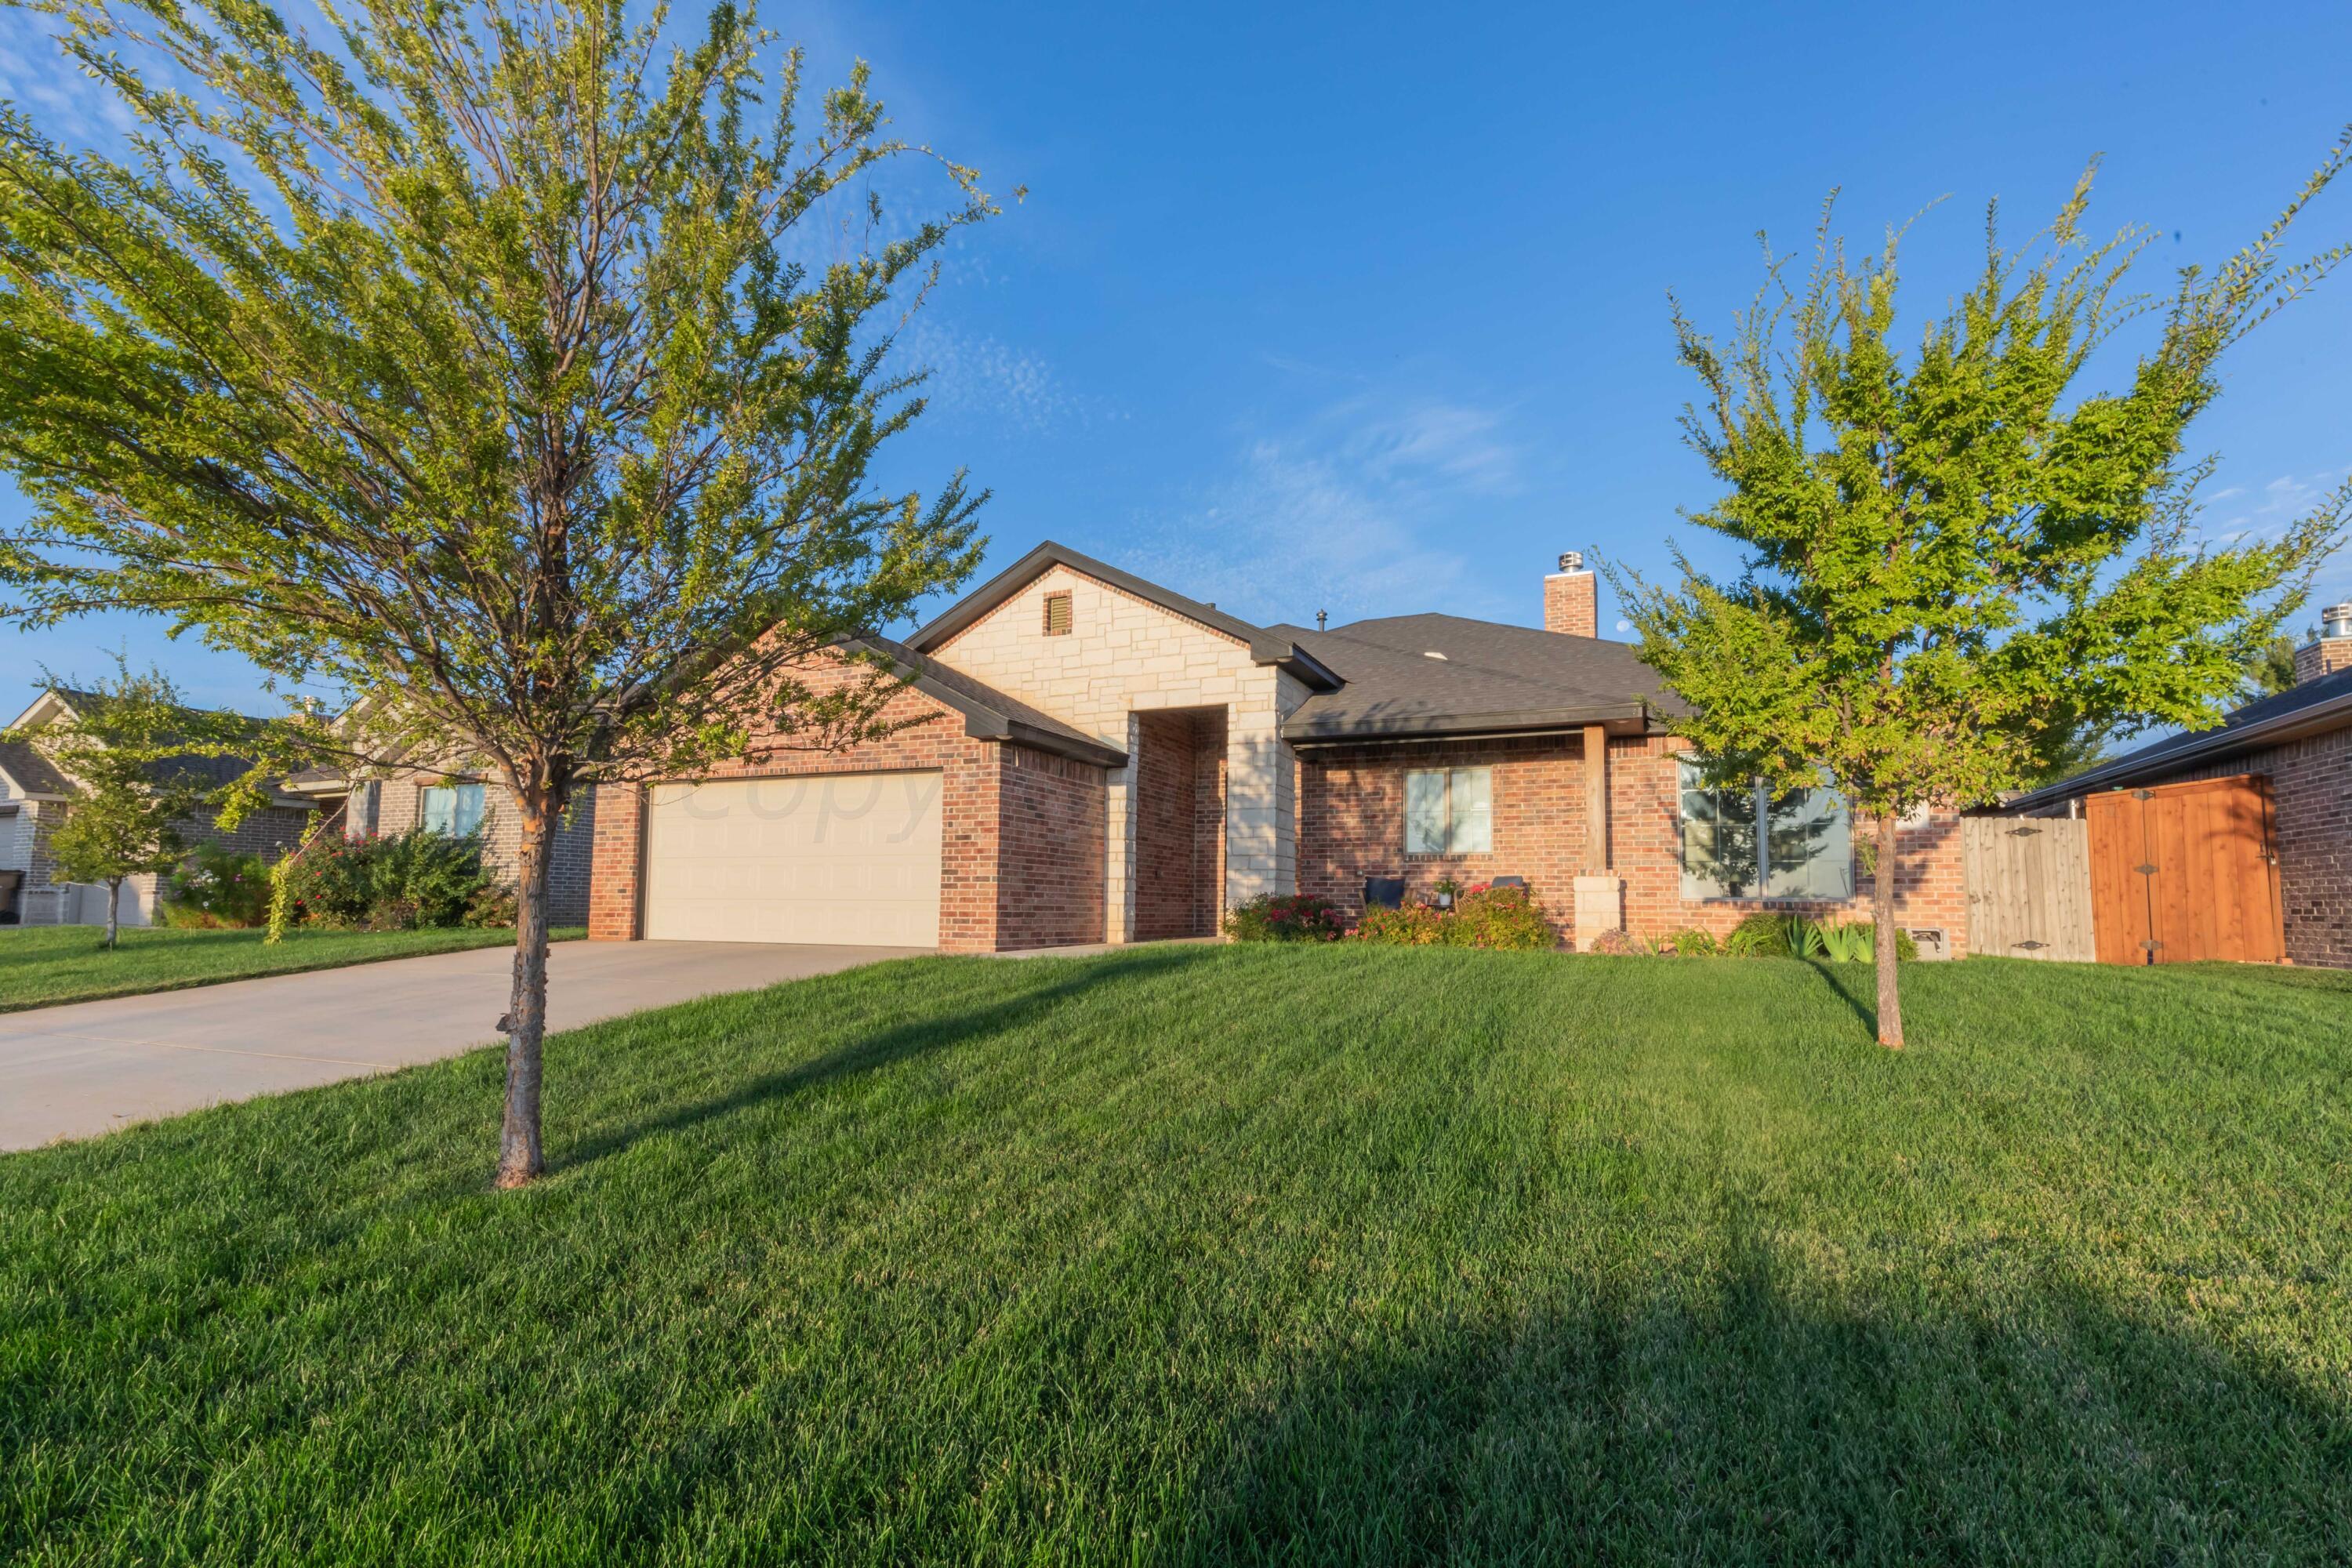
[{"left": 0, "top": 924, "right": 590, "bottom": 1014}]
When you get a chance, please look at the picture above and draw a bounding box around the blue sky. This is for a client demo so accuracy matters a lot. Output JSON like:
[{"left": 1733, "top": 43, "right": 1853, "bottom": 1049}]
[{"left": 6, "top": 0, "right": 2350, "bottom": 717}]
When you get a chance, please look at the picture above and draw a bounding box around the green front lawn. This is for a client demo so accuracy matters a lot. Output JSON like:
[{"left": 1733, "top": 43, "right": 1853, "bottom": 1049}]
[
  {"left": 5, "top": 948, "right": 2348, "bottom": 1563},
  {"left": 0, "top": 923, "right": 586, "bottom": 1012}
]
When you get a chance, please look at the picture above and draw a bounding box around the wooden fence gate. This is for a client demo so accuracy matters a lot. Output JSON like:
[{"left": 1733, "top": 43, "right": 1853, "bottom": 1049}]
[
  {"left": 1962, "top": 816, "right": 2095, "bottom": 962},
  {"left": 2083, "top": 775, "right": 2286, "bottom": 966}
]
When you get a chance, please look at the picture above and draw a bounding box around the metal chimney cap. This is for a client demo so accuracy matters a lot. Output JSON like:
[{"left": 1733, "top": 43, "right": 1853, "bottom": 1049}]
[
  {"left": 2322, "top": 601, "right": 2352, "bottom": 630},
  {"left": 1557, "top": 550, "right": 1586, "bottom": 573}
]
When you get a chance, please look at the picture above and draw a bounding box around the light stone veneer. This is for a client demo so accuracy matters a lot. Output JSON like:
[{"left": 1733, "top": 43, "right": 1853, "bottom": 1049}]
[{"left": 927, "top": 563, "right": 1312, "bottom": 942}]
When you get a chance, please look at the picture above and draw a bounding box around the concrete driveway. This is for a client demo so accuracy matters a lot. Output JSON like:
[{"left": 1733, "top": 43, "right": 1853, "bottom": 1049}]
[{"left": 0, "top": 940, "right": 927, "bottom": 1152}]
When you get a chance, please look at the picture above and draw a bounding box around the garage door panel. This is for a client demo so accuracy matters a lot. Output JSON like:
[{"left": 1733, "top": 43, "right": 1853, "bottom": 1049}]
[{"left": 644, "top": 772, "right": 942, "bottom": 946}]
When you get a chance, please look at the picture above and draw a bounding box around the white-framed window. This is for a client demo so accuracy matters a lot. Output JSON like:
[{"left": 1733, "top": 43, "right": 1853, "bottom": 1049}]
[
  {"left": 1678, "top": 758, "right": 1851, "bottom": 901},
  {"left": 421, "top": 781, "right": 487, "bottom": 838},
  {"left": 1404, "top": 767, "right": 1493, "bottom": 855}
]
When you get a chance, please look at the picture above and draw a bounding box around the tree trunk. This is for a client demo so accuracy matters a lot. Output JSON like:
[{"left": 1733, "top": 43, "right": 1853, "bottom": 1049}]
[
  {"left": 105, "top": 877, "right": 122, "bottom": 950},
  {"left": 1873, "top": 809, "right": 1904, "bottom": 1049},
  {"left": 495, "top": 798, "right": 557, "bottom": 1188}
]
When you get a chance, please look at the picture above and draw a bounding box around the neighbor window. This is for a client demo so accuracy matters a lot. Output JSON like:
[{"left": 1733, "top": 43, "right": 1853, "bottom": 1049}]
[
  {"left": 1042, "top": 591, "right": 1073, "bottom": 636},
  {"left": 1678, "top": 758, "right": 1851, "bottom": 900},
  {"left": 421, "top": 781, "right": 486, "bottom": 838},
  {"left": 1404, "top": 767, "right": 1492, "bottom": 855}
]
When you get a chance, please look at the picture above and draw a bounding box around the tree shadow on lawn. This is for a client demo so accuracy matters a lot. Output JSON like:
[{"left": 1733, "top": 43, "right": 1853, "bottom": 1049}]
[
  {"left": 1171, "top": 1240, "right": 2351, "bottom": 1565},
  {"left": 556, "top": 945, "right": 1215, "bottom": 1174}
]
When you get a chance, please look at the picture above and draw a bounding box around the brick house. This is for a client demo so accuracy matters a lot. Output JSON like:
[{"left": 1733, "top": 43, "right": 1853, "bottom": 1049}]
[
  {"left": 0, "top": 688, "right": 314, "bottom": 927},
  {"left": 2002, "top": 602, "right": 2352, "bottom": 969},
  {"left": 576, "top": 541, "right": 1970, "bottom": 954}
]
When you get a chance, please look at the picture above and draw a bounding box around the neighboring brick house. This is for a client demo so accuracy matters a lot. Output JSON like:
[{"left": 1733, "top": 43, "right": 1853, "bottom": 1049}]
[
  {"left": 2002, "top": 603, "right": 2352, "bottom": 969},
  {"left": 576, "top": 541, "right": 1971, "bottom": 955},
  {"left": 0, "top": 688, "right": 313, "bottom": 928}
]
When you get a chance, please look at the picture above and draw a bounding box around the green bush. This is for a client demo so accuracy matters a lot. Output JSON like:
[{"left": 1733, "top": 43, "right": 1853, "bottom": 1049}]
[
  {"left": 1352, "top": 886, "right": 1556, "bottom": 950},
  {"left": 1815, "top": 919, "right": 1918, "bottom": 964},
  {"left": 160, "top": 841, "right": 273, "bottom": 927},
  {"left": 278, "top": 827, "right": 505, "bottom": 931},
  {"left": 1352, "top": 901, "right": 1448, "bottom": 946},
  {"left": 1224, "top": 892, "right": 1347, "bottom": 942},
  {"left": 1437, "top": 885, "right": 1555, "bottom": 950},
  {"left": 1657, "top": 926, "right": 1719, "bottom": 956}
]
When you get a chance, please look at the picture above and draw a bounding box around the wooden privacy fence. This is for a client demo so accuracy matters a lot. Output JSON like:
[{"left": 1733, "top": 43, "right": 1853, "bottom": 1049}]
[
  {"left": 1965, "top": 774, "right": 2288, "bottom": 966},
  {"left": 1962, "top": 816, "right": 2095, "bottom": 962},
  {"left": 2083, "top": 775, "right": 2285, "bottom": 966}
]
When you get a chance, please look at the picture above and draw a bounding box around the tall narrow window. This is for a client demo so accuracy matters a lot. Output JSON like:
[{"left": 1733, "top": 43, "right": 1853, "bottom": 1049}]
[
  {"left": 421, "top": 781, "right": 487, "bottom": 837},
  {"left": 1677, "top": 759, "right": 1850, "bottom": 900},
  {"left": 1404, "top": 768, "right": 1493, "bottom": 855},
  {"left": 1042, "top": 591, "right": 1073, "bottom": 636}
]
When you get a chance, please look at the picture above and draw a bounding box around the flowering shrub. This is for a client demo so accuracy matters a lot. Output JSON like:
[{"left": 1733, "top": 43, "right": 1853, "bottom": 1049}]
[
  {"left": 1437, "top": 884, "right": 1555, "bottom": 949},
  {"left": 1352, "top": 901, "right": 1447, "bottom": 946},
  {"left": 1224, "top": 892, "right": 1347, "bottom": 942},
  {"left": 278, "top": 826, "right": 506, "bottom": 931},
  {"left": 161, "top": 841, "right": 272, "bottom": 927},
  {"left": 1584, "top": 927, "right": 1647, "bottom": 956},
  {"left": 1352, "top": 885, "right": 1557, "bottom": 950}
]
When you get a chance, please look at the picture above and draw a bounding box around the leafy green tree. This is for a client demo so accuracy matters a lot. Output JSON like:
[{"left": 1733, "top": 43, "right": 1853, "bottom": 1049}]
[
  {"left": 3, "top": 663, "right": 252, "bottom": 949},
  {"left": 0, "top": 0, "right": 996, "bottom": 1184},
  {"left": 1612, "top": 149, "right": 2352, "bottom": 1047},
  {"left": 2241, "top": 633, "right": 2303, "bottom": 699}
]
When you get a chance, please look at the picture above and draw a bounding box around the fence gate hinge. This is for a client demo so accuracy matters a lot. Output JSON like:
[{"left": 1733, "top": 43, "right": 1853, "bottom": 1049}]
[
  {"left": 2141, "top": 939, "right": 2163, "bottom": 953},
  {"left": 2016, "top": 939, "right": 2047, "bottom": 950},
  {"left": 2131, "top": 789, "right": 2155, "bottom": 800},
  {"left": 2135, "top": 863, "right": 2158, "bottom": 876},
  {"left": 2005, "top": 825, "right": 2042, "bottom": 837}
]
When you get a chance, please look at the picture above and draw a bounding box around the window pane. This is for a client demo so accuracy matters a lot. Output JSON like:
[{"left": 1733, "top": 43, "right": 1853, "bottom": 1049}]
[
  {"left": 1679, "top": 759, "right": 1760, "bottom": 898},
  {"left": 455, "top": 783, "right": 486, "bottom": 838},
  {"left": 1448, "top": 768, "right": 1492, "bottom": 854},
  {"left": 1765, "top": 786, "right": 1851, "bottom": 899},
  {"left": 1404, "top": 770, "right": 1449, "bottom": 855},
  {"left": 422, "top": 787, "right": 454, "bottom": 836}
]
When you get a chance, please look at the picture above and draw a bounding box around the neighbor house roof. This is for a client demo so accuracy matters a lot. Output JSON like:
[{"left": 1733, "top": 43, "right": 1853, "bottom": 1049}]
[
  {"left": 909, "top": 540, "right": 1341, "bottom": 691},
  {"left": 847, "top": 635, "right": 1129, "bottom": 768},
  {"left": 2, "top": 686, "right": 308, "bottom": 806},
  {"left": 2005, "top": 664, "right": 2352, "bottom": 813},
  {"left": 0, "top": 736, "right": 74, "bottom": 799},
  {"left": 1268, "top": 613, "right": 1684, "bottom": 744}
]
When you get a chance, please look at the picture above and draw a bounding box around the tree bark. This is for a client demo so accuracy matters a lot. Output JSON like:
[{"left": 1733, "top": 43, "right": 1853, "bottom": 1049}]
[
  {"left": 495, "top": 797, "right": 557, "bottom": 1188},
  {"left": 105, "top": 877, "right": 122, "bottom": 951},
  {"left": 1873, "top": 809, "right": 1904, "bottom": 1049}
]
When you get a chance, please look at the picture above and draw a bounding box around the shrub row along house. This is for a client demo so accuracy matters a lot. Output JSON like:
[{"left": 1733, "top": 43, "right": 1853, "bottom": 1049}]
[{"left": 5, "top": 543, "right": 1976, "bottom": 948}]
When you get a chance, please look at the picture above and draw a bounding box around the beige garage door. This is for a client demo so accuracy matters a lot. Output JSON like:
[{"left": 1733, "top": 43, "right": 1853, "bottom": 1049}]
[{"left": 643, "top": 772, "right": 943, "bottom": 946}]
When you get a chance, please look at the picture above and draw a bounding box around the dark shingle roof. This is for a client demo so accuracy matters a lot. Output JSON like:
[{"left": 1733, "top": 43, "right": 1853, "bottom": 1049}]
[
  {"left": 1271, "top": 614, "right": 1683, "bottom": 742},
  {"left": 0, "top": 737, "right": 74, "bottom": 797},
  {"left": 12, "top": 687, "right": 288, "bottom": 800},
  {"left": 2005, "top": 662, "right": 2352, "bottom": 812}
]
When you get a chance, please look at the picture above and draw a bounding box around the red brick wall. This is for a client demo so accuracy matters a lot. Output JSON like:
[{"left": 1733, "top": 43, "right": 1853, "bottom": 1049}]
[
  {"left": 1298, "top": 735, "right": 1593, "bottom": 933},
  {"left": 1134, "top": 710, "right": 1203, "bottom": 940},
  {"left": 997, "top": 746, "right": 1107, "bottom": 949},
  {"left": 1297, "top": 731, "right": 1968, "bottom": 953},
  {"left": 1609, "top": 735, "right": 1968, "bottom": 953},
  {"left": 585, "top": 652, "right": 1110, "bottom": 952},
  {"left": 2108, "top": 728, "right": 2352, "bottom": 968}
]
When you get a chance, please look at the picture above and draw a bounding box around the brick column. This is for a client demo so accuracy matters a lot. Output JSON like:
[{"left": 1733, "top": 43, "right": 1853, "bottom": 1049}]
[{"left": 586, "top": 782, "right": 644, "bottom": 941}]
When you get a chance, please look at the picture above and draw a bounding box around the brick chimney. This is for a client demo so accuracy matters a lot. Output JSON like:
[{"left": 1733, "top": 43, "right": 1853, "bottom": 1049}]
[
  {"left": 1544, "top": 550, "right": 1598, "bottom": 637},
  {"left": 2295, "top": 603, "right": 2352, "bottom": 684}
]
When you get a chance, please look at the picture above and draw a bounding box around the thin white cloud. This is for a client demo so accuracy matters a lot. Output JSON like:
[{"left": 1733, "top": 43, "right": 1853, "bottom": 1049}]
[
  {"left": 1125, "top": 394, "right": 1529, "bottom": 626},
  {"left": 895, "top": 321, "right": 1109, "bottom": 437},
  {"left": 2207, "top": 466, "right": 2352, "bottom": 623}
]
